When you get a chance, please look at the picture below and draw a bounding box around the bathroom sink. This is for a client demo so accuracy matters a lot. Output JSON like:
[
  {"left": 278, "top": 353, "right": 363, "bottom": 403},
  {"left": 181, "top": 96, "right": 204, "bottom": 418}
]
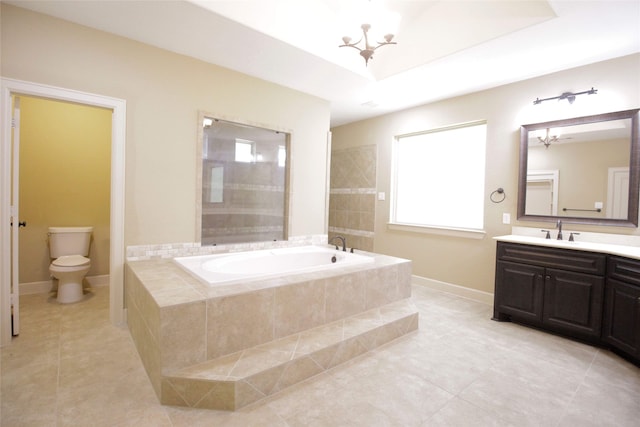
[{"left": 494, "top": 234, "right": 640, "bottom": 260}]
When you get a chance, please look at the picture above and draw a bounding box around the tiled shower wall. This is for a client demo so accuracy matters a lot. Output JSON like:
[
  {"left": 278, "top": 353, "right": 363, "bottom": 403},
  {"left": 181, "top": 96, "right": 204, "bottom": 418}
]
[
  {"left": 202, "top": 150, "right": 286, "bottom": 245},
  {"left": 329, "top": 145, "right": 377, "bottom": 252}
]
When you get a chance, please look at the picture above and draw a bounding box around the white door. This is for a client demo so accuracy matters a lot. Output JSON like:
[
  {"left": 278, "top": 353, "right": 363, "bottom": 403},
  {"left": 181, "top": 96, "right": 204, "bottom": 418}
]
[
  {"left": 607, "top": 167, "right": 629, "bottom": 219},
  {"left": 10, "top": 97, "right": 21, "bottom": 336}
]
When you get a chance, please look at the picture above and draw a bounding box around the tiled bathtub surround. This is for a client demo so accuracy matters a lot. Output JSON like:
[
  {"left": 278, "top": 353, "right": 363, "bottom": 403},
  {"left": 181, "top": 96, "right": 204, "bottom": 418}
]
[
  {"left": 163, "top": 300, "right": 417, "bottom": 410},
  {"left": 329, "top": 145, "right": 377, "bottom": 251},
  {"left": 125, "top": 247, "right": 416, "bottom": 410},
  {"left": 126, "top": 234, "right": 326, "bottom": 260},
  {"left": 329, "top": 189, "right": 376, "bottom": 251}
]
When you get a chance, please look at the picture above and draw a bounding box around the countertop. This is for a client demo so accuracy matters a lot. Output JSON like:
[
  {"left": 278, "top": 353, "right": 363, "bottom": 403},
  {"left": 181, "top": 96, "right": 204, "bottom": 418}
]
[{"left": 494, "top": 234, "right": 640, "bottom": 260}]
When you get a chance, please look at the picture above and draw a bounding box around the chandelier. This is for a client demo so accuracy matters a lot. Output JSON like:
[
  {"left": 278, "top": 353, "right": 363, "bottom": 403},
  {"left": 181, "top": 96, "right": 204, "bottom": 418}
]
[
  {"left": 537, "top": 128, "right": 560, "bottom": 149},
  {"left": 339, "top": 23, "right": 397, "bottom": 66}
]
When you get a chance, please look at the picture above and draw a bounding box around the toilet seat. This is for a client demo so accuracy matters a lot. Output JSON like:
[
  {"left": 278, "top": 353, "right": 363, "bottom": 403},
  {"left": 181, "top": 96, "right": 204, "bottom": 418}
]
[{"left": 52, "top": 255, "right": 90, "bottom": 267}]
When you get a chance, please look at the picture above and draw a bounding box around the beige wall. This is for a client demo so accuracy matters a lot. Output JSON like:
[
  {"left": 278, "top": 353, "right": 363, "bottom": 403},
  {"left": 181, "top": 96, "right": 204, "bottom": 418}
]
[
  {"left": 1, "top": 4, "right": 331, "bottom": 247},
  {"left": 331, "top": 53, "right": 640, "bottom": 294},
  {"left": 18, "top": 96, "right": 111, "bottom": 283}
]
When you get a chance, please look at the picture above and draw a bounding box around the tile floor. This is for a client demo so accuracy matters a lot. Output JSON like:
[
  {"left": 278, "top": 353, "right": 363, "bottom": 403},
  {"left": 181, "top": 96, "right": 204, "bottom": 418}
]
[{"left": 2, "top": 284, "right": 639, "bottom": 426}]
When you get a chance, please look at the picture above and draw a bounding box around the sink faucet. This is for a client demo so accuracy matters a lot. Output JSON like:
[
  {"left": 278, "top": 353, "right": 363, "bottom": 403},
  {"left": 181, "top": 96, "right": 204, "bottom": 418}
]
[
  {"left": 556, "top": 220, "right": 563, "bottom": 240},
  {"left": 329, "top": 235, "right": 346, "bottom": 252}
]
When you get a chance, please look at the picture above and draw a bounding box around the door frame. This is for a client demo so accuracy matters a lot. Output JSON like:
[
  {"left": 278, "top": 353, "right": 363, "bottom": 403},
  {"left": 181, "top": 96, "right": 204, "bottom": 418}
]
[{"left": 0, "top": 78, "right": 127, "bottom": 346}]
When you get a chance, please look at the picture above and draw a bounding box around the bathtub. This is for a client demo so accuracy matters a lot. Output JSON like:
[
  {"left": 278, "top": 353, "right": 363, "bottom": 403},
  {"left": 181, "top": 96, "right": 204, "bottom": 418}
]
[{"left": 174, "top": 245, "right": 375, "bottom": 286}]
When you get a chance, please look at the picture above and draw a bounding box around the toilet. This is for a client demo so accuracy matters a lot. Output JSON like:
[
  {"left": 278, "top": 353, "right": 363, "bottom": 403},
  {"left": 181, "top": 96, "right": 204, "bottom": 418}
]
[{"left": 48, "top": 226, "right": 93, "bottom": 304}]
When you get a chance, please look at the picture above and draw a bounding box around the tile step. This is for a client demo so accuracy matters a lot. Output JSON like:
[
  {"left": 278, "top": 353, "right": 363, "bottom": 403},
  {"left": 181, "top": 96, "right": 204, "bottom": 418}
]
[{"left": 161, "top": 299, "right": 419, "bottom": 410}]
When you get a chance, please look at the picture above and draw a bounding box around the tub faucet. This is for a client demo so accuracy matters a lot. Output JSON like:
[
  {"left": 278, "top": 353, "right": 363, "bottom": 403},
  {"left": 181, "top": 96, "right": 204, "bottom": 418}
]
[
  {"left": 329, "top": 236, "right": 346, "bottom": 252},
  {"left": 556, "top": 220, "right": 563, "bottom": 240}
]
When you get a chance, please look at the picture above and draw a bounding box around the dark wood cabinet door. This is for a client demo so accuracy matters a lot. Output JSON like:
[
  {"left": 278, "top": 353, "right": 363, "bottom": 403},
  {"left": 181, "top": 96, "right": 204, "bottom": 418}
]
[
  {"left": 603, "top": 278, "right": 640, "bottom": 357},
  {"left": 495, "top": 260, "right": 544, "bottom": 324},
  {"left": 543, "top": 268, "right": 604, "bottom": 340}
]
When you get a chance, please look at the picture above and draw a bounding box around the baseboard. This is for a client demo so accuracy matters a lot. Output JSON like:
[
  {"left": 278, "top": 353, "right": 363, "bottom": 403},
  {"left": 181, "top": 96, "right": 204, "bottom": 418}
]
[
  {"left": 19, "top": 274, "right": 110, "bottom": 295},
  {"left": 412, "top": 275, "right": 494, "bottom": 305},
  {"left": 86, "top": 274, "right": 110, "bottom": 287},
  {"left": 19, "top": 280, "right": 52, "bottom": 295}
]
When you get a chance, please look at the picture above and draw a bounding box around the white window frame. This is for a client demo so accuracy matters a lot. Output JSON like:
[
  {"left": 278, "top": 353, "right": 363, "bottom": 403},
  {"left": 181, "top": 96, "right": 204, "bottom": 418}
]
[{"left": 389, "top": 121, "right": 487, "bottom": 239}]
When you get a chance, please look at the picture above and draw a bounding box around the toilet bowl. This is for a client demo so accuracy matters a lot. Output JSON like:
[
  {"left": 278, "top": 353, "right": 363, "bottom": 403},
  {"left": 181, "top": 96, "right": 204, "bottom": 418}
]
[
  {"left": 48, "top": 226, "right": 93, "bottom": 304},
  {"left": 50, "top": 255, "right": 91, "bottom": 303}
]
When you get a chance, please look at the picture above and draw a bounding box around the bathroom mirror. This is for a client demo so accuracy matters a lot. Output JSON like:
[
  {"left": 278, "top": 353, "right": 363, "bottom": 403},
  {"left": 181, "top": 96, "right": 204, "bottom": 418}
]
[
  {"left": 196, "top": 114, "right": 290, "bottom": 245},
  {"left": 517, "top": 109, "right": 640, "bottom": 227}
]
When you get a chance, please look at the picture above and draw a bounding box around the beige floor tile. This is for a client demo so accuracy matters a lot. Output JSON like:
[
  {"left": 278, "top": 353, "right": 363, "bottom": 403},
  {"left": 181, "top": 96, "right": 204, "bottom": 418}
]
[
  {"left": 425, "top": 397, "right": 511, "bottom": 427},
  {"left": 1, "top": 361, "right": 58, "bottom": 427},
  {"left": 1, "top": 284, "right": 639, "bottom": 427},
  {"left": 56, "top": 364, "right": 164, "bottom": 427},
  {"left": 458, "top": 356, "right": 585, "bottom": 426},
  {"left": 558, "top": 375, "right": 640, "bottom": 426},
  {"left": 165, "top": 404, "right": 288, "bottom": 427},
  {"left": 586, "top": 349, "right": 640, "bottom": 394}
]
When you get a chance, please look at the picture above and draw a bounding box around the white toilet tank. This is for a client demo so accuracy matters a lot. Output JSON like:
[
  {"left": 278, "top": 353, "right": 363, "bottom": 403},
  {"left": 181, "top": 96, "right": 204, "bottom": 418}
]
[{"left": 48, "top": 226, "right": 93, "bottom": 258}]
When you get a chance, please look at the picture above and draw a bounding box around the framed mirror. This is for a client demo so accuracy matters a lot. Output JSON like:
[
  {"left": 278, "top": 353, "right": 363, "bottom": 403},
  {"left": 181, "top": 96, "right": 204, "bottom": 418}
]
[
  {"left": 517, "top": 109, "right": 640, "bottom": 227},
  {"left": 197, "top": 114, "right": 291, "bottom": 245}
]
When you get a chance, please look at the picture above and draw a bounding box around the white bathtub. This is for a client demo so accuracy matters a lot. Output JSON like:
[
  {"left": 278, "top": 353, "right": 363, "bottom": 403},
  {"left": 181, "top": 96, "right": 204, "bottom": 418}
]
[{"left": 174, "top": 245, "right": 374, "bottom": 286}]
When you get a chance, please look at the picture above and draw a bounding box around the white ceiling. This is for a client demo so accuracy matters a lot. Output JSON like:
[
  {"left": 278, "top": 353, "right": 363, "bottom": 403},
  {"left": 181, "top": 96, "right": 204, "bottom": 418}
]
[{"left": 7, "top": 0, "right": 640, "bottom": 127}]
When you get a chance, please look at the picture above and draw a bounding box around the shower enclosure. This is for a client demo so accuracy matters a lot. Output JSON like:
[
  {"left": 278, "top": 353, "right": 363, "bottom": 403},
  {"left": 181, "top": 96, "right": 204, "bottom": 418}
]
[{"left": 198, "top": 115, "right": 290, "bottom": 245}]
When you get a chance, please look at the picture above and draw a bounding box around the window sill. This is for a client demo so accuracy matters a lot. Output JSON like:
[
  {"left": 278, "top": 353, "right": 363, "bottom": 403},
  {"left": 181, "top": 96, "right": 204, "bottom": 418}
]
[{"left": 387, "top": 222, "right": 486, "bottom": 239}]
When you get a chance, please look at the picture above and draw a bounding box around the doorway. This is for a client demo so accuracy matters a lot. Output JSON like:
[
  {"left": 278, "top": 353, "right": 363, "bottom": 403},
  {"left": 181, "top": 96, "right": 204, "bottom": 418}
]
[
  {"left": 1, "top": 78, "right": 126, "bottom": 346},
  {"left": 526, "top": 170, "right": 559, "bottom": 216},
  {"left": 17, "top": 96, "right": 111, "bottom": 308}
]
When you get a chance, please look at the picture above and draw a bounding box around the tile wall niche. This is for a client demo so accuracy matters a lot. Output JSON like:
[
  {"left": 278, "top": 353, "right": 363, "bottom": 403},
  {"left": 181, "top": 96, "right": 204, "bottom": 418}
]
[{"left": 329, "top": 145, "right": 376, "bottom": 251}]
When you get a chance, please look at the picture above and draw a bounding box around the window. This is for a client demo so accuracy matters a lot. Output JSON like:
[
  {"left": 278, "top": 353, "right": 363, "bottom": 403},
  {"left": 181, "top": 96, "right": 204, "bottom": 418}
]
[
  {"left": 391, "top": 121, "right": 487, "bottom": 231},
  {"left": 235, "top": 139, "right": 255, "bottom": 162}
]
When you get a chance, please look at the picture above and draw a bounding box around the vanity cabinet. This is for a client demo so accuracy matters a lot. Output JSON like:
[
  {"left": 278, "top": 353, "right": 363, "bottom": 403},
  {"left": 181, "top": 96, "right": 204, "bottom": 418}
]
[
  {"left": 494, "top": 242, "right": 606, "bottom": 342},
  {"left": 603, "top": 256, "right": 640, "bottom": 360}
]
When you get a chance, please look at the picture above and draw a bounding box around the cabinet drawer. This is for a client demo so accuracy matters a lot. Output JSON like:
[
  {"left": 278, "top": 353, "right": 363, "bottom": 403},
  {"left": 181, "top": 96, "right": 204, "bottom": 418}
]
[
  {"left": 497, "top": 242, "right": 606, "bottom": 275},
  {"left": 608, "top": 256, "right": 640, "bottom": 288}
]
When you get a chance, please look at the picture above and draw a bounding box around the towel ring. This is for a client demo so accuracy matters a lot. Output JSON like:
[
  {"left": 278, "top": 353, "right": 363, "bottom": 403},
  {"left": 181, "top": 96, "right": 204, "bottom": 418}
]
[{"left": 490, "top": 188, "right": 506, "bottom": 203}]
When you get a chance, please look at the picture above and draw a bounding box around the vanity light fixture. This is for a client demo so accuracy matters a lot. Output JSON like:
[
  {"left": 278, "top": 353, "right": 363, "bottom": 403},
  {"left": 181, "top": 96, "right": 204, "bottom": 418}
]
[
  {"left": 537, "top": 128, "right": 560, "bottom": 149},
  {"left": 533, "top": 87, "right": 598, "bottom": 105}
]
